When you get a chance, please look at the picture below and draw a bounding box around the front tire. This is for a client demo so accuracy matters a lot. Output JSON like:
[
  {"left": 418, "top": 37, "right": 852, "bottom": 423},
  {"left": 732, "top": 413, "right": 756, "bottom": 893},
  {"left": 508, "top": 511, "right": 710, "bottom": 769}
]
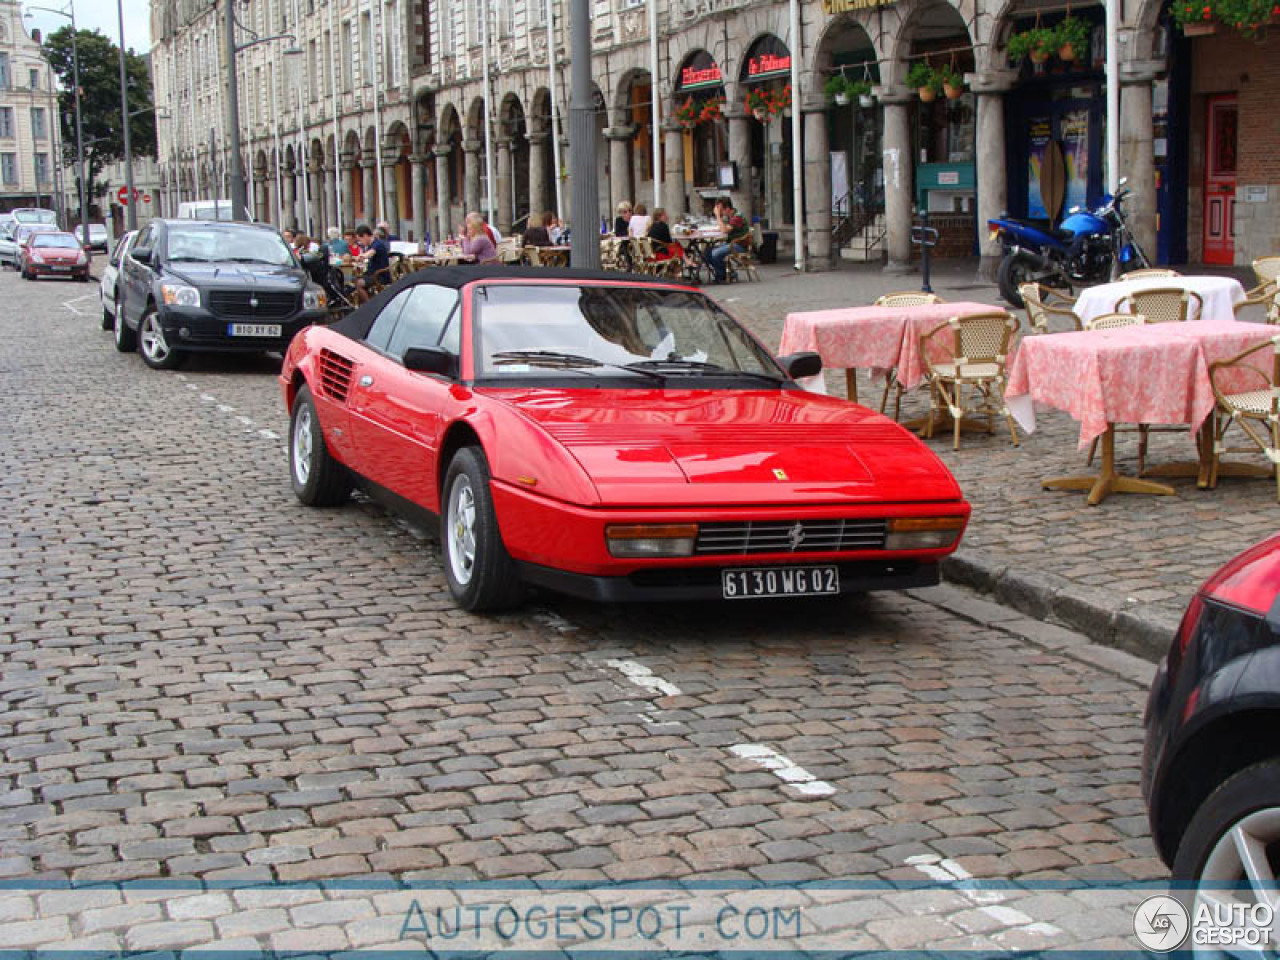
[
  {"left": 997, "top": 253, "right": 1038, "bottom": 308},
  {"left": 440, "top": 447, "right": 523, "bottom": 612},
  {"left": 138, "top": 307, "right": 184, "bottom": 370},
  {"left": 1171, "top": 758, "right": 1280, "bottom": 947},
  {"left": 289, "top": 384, "right": 352, "bottom": 507},
  {"left": 102, "top": 295, "right": 115, "bottom": 331},
  {"left": 113, "top": 302, "right": 136, "bottom": 352}
]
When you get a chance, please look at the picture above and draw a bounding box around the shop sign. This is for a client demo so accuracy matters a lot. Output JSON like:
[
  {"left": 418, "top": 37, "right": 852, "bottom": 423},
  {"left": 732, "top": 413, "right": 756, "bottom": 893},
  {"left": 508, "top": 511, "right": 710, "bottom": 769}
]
[
  {"left": 821, "top": 0, "right": 894, "bottom": 14},
  {"left": 747, "top": 52, "right": 791, "bottom": 80},
  {"left": 680, "top": 62, "right": 721, "bottom": 90}
]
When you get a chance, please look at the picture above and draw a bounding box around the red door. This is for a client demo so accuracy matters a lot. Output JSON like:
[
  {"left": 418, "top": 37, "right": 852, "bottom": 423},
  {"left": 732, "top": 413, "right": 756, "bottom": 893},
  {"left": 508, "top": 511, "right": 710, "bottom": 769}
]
[{"left": 1204, "top": 94, "right": 1238, "bottom": 265}]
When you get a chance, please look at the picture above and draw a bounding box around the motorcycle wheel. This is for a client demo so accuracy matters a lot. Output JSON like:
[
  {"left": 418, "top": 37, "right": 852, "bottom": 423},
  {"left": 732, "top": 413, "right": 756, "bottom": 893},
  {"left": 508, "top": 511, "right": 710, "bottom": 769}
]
[{"left": 997, "top": 253, "right": 1039, "bottom": 309}]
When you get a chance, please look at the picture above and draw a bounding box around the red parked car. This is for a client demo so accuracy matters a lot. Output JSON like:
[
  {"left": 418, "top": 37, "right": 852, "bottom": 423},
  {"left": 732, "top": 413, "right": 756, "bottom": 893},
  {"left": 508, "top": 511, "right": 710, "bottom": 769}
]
[
  {"left": 280, "top": 267, "right": 970, "bottom": 611},
  {"left": 20, "top": 231, "right": 90, "bottom": 282}
]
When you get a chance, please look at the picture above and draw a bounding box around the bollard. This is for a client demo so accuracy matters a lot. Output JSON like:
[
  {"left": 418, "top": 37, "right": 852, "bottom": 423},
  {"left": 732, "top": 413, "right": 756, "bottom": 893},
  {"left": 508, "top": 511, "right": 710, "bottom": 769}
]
[{"left": 911, "top": 211, "right": 941, "bottom": 294}]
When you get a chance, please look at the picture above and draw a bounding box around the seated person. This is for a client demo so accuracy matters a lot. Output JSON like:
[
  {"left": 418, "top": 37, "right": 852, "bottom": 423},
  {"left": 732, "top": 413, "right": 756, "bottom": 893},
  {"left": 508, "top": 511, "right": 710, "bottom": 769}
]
[
  {"left": 628, "top": 203, "right": 652, "bottom": 239},
  {"left": 523, "top": 211, "right": 556, "bottom": 248},
  {"left": 459, "top": 212, "right": 498, "bottom": 263},
  {"left": 327, "top": 227, "right": 352, "bottom": 257},
  {"left": 646, "top": 208, "right": 679, "bottom": 260},
  {"left": 708, "top": 200, "right": 751, "bottom": 284},
  {"left": 353, "top": 224, "right": 392, "bottom": 304}
]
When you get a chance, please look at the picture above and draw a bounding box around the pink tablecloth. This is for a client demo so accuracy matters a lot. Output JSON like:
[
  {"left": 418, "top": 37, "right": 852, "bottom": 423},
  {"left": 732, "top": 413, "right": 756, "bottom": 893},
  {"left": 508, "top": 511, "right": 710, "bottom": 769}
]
[
  {"left": 779, "top": 301, "right": 1001, "bottom": 393},
  {"left": 1005, "top": 321, "right": 1275, "bottom": 448}
]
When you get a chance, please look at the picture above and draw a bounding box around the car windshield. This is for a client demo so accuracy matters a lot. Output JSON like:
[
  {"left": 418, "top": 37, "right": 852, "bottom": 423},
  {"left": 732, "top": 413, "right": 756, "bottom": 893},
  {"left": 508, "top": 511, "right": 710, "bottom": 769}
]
[
  {"left": 13, "top": 209, "right": 57, "bottom": 225},
  {"left": 33, "top": 235, "right": 79, "bottom": 249},
  {"left": 165, "top": 226, "right": 296, "bottom": 266},
  {"left": 473, "top": 283, "right": 783, "bottom": 383}
]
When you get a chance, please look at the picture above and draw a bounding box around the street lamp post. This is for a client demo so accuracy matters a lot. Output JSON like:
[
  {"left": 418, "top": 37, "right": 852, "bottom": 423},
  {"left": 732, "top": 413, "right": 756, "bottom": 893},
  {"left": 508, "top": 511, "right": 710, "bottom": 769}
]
[
  {"left": 223, "top": 0, "right": 299, "bottom": 222},
  {"left": 26, "top": 2, "right": 88, "bottom": 238},
  {"left": 116, "top": 0, "right": 135, "bottom": 230}
]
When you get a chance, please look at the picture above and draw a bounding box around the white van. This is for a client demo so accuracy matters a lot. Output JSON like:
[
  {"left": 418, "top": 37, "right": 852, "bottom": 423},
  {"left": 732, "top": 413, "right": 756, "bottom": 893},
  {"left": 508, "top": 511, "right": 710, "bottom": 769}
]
[{"left": 177, "top": 200, "right": 234, "bottom": 220}]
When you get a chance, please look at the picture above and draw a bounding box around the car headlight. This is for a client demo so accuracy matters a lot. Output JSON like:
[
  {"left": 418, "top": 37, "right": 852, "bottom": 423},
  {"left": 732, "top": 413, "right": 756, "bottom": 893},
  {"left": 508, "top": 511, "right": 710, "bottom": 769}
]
[
  {"left": 303, "top": 285, "right": 327, "bottom": 311},
  {"left": 161, "top": 283, "right": 200, "bottom": 307},
  {"left": 76, "top": 251, "right": 87, "bottom": 264},
  {"left": 606, "top": 524, "right": 698, "bottom": 558},
  {"left": 884, "top": 516, "right": 966, "bottom": 551}
]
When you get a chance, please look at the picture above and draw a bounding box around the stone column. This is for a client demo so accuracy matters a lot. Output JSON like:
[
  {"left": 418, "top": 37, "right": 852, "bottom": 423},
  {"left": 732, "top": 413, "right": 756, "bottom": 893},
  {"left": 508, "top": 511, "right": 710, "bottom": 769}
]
[
  {"left": 463, "top": 139, "right": 482, "bottom": 215},
  {"left": 1121, "top": 61, "right": 1161, "bottom": 261},
  {"left": 411, "top": 153, "right": 429, "bottom": 242},
  {"left": 496, "top": 138, "right": 513, "bottom": 234},
  {"left": 663, "top": 119, "right": 686, "bottom": 216},
  {"left": 881, "top": 92, "right": 914, "bottom": 271},
  {"left": 433, "top": 145, "right": 452, "bottom": 240},
  {"left": 323, "top": 164, "right": 338, "bottom": 236},
  {"left": 604, "top": 125, "right": 635, "bottom": 209},
  {"left": 528, "top": 133, "right": 548, "bottom": 219},
  {"left": 725, "top": 103, "right": 752, "bottom": 223},
  {"left": 283, "top": 162, "right": 298, "bottom": 231},
  {"left": 802, "top": 95, "right": 831, "bottom": 270},
  {"left": 383, "top": 158, "right": 401, "bottom": 235},
  {"left": 972, "top": 73, "right": 1015, "bottom": 281},
  {"left": 340, "top": 154, "right": 357, "bottom": 228},
  {"left": 308, "top": 162, "right": 324, "bottom": 236},
  {"left": 362, "top": 163, "right": 378, "bottom": 223}
]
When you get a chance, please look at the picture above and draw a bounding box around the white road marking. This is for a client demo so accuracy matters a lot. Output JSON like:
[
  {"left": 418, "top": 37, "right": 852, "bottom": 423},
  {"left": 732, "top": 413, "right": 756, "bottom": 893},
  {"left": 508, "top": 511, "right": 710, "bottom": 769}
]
[
  {"left": 257, "top": 429, "right": 279, "bottom": 440},
  {"left": 904, "top": 854, "right": 1062, "bottom": 935},
  {"left": 217, "top": 404, "right": 235, "bottom": 413},
  {"left": 201, "top": 394, "right": 218, "bottom": 402},
  {"left": 605, "top": 659, "right": 682, "bottom": 697},
  {"left": 729, "top": 743, "right": 836, "bottom": 797},
  {"left": 187, "top": 383, "right": 199, "bottom": 390},
  {"left": 236, "top": 416, "right": 255, "bottom": 427},
  {"left": 61, "top": 293, "right": 96, "bottom": 317}
]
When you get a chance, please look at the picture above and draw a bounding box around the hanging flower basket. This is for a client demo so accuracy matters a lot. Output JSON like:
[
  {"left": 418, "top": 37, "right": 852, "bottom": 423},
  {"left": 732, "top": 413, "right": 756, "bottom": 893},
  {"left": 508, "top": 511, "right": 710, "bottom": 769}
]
[
  {"left": 1173, "top": 0, "right": 1276, "bottom": 35},
  {"left": 1053, "top": 17, "right": 1093, "bottom": 61},
  {"left": 674, "top": 97, "right": 701, "bottom": 130},
  {"left": 905, "top": 63, "right": 942, "bottom": 102},
  {"left": 939, "top": 65, "right": 965, "bottom": 99},
  {"left": 746, "top": 85, "right": 791, "bottom": 124}
]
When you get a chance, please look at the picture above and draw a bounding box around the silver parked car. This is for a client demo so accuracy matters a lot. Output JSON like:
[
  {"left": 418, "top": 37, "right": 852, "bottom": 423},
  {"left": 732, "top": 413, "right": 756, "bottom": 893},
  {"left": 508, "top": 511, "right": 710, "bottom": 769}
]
[{"left": 100, "top": 231, "right": 136, "bottom": 330}]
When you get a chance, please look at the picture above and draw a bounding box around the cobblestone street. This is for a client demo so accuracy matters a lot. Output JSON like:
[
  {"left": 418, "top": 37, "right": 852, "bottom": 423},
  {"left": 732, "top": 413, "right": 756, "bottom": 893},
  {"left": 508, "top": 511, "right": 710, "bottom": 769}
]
[{"left": 1, "top": 263, "right": 1174, "bottom": 951}]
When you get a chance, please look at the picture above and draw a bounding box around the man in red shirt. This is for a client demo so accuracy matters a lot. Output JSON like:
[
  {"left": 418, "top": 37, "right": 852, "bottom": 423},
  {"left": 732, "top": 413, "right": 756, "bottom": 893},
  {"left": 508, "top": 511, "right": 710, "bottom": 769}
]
[{"left": 708, "top": 199, "right": 750, "bottom": 283}]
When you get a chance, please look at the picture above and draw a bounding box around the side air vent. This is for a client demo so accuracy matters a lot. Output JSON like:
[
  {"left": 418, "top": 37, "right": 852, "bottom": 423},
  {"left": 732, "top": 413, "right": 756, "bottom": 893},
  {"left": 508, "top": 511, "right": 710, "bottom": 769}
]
[{"left": 318, "top": 349, "right": 355, "bottom": 403}]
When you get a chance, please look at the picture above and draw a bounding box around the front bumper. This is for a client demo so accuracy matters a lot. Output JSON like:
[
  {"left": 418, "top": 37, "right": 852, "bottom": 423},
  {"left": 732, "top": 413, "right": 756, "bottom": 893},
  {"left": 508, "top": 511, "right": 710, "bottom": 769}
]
[
  {"left": 516, "top": 558, "right": 940, "bottom": 602},
  {"left": 27, "top": 261, "right": 88, "bottom": 278},
  {"left": 157, "top": 307, "right": 327, "bottom": 352}
]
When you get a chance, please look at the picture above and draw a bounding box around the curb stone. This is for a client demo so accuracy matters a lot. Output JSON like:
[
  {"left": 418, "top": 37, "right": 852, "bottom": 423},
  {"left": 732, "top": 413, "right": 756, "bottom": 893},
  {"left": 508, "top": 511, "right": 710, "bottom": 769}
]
[{"left": 941, "top": 550, "right": 1180, "bottom": 662}]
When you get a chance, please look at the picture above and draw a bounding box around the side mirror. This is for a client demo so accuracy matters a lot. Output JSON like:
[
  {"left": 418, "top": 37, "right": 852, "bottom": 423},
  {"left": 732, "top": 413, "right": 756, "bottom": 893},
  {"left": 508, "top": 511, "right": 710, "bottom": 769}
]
[
  {"left": 403, "top": 345, "right": 458, "bottom": 379},
  {"left": 778, "top": 351, "right": 822, "bottom": 381},
  {"left": 131, "top": 247, "right": 152, "bottom": 266}
]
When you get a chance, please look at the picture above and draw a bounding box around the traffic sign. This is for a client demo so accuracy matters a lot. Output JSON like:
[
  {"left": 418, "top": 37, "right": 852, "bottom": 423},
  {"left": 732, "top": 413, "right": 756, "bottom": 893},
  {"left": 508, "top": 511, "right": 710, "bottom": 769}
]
[{"left": 117, "top": 186, "right": 130, "bottom": 206}]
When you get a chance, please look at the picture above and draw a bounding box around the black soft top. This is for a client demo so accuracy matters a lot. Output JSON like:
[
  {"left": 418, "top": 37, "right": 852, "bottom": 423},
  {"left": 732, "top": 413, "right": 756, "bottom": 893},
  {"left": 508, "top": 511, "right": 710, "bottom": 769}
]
[{"left": 329, "top": 265, "right": 692, "bottom": 343}]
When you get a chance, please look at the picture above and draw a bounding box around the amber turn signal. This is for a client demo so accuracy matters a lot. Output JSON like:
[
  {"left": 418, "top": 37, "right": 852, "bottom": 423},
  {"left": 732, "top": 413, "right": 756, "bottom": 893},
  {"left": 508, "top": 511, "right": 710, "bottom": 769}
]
[{"left": 605, "top": 524, "right": 699, "bottom": 558}]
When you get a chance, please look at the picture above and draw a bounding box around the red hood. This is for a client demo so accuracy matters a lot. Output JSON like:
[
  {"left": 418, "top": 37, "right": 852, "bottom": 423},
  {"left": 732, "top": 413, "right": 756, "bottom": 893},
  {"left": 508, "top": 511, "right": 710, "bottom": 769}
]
[{"left": 480, "top": 386, "right": 964, "bottom": 506}]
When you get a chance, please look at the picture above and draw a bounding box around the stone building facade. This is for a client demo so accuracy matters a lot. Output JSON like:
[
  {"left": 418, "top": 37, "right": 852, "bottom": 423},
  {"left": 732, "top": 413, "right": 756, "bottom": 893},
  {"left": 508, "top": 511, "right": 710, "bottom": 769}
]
[
  {"left": 149, "top": 0, "right": 1263, "bottom": 269},
  {"left": 0, "top": 0, "right": 61, "bottom": 215}
]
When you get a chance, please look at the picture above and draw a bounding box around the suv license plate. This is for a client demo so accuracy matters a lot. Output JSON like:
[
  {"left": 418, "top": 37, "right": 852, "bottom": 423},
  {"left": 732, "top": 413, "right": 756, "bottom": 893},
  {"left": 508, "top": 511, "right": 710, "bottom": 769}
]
[
  {"left": 722, "top": 565, "right": 839, "bottom": 599},
  {"left": 228, "top": 323, "right": 282, "bottom": 337}
]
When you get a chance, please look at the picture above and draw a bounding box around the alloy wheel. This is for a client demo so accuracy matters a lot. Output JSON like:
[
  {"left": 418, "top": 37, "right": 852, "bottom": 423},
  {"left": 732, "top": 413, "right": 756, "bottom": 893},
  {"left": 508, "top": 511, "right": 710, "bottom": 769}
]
[
  {"left": 446, "top": 473, "right": 477, "bottom": 586},
  {"left": 1194, "top": 807, "right": 1280, "bottom": 955},
  {"left": 140, "top": 313, "right": 170, "bottom": 363},
  {"left": 292, "top": 404, "right": 313, "bottom": 486}
]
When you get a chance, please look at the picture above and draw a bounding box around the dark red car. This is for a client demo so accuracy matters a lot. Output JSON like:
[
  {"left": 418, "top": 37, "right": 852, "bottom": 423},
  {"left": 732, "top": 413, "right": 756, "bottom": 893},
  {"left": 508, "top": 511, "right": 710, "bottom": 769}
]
[
  {"left": 20, "top": 230, "right": 90, "bottom": 282},
  {"left": 280, "top": 267, "right": 970, "bottom": 611}
]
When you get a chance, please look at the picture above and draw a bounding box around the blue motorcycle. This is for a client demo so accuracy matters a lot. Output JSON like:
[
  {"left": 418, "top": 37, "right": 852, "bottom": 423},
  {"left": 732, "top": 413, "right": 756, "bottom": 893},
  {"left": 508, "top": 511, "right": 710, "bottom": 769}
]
[{"left": 989, "top": 178, "right": 1151, "bottom": 308}]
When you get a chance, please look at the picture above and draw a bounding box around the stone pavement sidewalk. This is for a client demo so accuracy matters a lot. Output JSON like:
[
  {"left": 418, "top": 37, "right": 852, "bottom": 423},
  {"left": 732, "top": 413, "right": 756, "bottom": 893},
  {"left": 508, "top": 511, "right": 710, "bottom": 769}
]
[{"left": 709, "top": 258, "right": 1270, "bottom": 660}]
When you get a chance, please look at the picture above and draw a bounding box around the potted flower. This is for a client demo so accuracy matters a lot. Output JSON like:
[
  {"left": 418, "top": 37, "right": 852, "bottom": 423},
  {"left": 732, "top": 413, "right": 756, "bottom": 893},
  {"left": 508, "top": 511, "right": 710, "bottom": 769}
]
[
  {"left": 906, "top": 62, "right": 941, "bottom": 102},
  {"left": 699, "top": 95, "right": 724, "bottom": 123},
  {"left": 1006, "top": 26, "right": 1057, "bottom": 64},
  {"left": 674, "top": 97, "right": 701, "bottom": 129},
  {"left": 939, "top": 64, "right": 965, "bottom": 99},
  {"left": 824, "top": 74, "right": 851, "bottom": 105},
  {"left": 746, "top": 87, "right": 771, "bottom": 121},
  {"left": 1054, "top": 16, "right": 1092, "bottom": 61},
  {"left": 851, "top": 79, "right": 874, "bottom": 108}
]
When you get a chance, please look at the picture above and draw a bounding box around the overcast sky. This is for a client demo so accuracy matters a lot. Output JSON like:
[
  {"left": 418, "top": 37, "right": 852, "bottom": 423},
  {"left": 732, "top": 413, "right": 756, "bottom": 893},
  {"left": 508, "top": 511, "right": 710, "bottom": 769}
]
[{"left": 23, "top": 0, "right": 151, "bottom": 56}]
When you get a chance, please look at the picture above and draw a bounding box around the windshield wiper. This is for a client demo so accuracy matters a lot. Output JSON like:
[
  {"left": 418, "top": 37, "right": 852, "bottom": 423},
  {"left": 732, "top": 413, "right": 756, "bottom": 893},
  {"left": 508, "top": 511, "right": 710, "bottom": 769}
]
[
  {"left": 223, "top": 257, "right": 284, "bottom": 265},
  {"left": 490, "top": 350, "right": 665, "bottom": 381},
  {"left": 626, "top": 358, "right": 785, "bottom": 384},
  {"left": 168, "top": 256, "right": 213, "bottom": 262}
]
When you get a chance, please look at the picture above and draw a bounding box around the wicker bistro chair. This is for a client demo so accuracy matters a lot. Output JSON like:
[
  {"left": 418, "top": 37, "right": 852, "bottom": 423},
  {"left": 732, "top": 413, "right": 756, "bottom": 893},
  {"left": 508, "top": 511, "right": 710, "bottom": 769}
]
[
  {"left": 872, "top": 292, "right": 944, "bottom": 421},
  {"left": 431, "top": 243, "right": 464, "bottom": 266},
  {"left": 919, "top": 311, "right": 1021, "bottom": 450},
  {"left": 495, "top": 237, "right": 523, "bottom": 264},
  {"left": 726, "top": 247, "right": 760, "bottom": 282},
  {"left": 600, "top": 236, "right": 627, "bottom": 271},
  {"left": 1019, "top": 282, "right": 1082, "bottom": 333},
  {"left": 1115, "top": 286, "right": 1204, "bottom": 323},
  {"left": 1233, "top": 284, "right": 1280, "bottom": 324},
  {"left": 1207, "top": 338, "right": 1280, "bottom": 500},
  {"left": 1121, "top": 268, "right": 1183, "bottom": 279},
  {"left": 1250, "top": 256, "right": 1280, "bottom": 295},
  {"left": 1083, "top": 311, "right": 1147, "bottom": 331},
  {"left": 633, "top": 236, "right": 683, "bottom": 279}
]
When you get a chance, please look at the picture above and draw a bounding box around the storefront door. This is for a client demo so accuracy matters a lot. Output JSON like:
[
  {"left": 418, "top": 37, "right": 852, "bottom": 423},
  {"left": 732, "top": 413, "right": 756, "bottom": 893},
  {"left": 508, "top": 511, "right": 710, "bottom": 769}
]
[{"left": 1203, "top": 94, "right": 1237, "bottom": 265}]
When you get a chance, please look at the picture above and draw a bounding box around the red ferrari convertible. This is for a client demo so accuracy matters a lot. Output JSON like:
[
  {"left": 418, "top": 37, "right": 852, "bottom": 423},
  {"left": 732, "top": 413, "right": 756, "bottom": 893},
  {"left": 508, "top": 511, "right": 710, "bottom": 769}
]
[{"left": 280, "top": 267, "right": 970, "bottom": 611}]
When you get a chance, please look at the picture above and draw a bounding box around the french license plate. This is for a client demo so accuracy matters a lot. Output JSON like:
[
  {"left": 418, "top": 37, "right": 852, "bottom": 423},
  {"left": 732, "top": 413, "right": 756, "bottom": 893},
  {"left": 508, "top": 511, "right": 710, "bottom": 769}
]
[
  {"left": 722, "top": 565, "right": 839, "bottom": 599},
  {"left": 50, "top": 265, "right": 71, "bottom": 272},
  {"left": 228, "top": 323, "right": 282, "bottom": 337}
]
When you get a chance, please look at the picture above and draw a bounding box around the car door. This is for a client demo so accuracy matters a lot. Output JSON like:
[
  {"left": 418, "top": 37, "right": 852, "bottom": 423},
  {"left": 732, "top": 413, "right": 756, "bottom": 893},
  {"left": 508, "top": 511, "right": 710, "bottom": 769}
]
[
  {"left": 121, "top": 224, "right": 156, "bottom": 327},
  {"left": 348, "top": 282, "right": 461, "bottom": 508}
]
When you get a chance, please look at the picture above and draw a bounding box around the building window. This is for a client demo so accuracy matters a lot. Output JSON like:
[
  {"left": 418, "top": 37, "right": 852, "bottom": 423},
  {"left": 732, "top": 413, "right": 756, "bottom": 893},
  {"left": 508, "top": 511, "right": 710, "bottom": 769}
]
[
  {"left": 361, "top": 12, "right": 374, "bottom": 84},
  {"left": 1, "top": 153, "right": 17, "bottom": 184},
  {"left": 29, "top": 68, "right": 40, "bottom": 90},
  {"left": 0, "top": 54, "right": 10, "bottom": 90},
  {"left": 34, "top": 152, "right": 49, "bottom": 184},
  {"left": 310, "top": 39, "right": 319, "bottom": 101},
  {"left": 0, "top": 108, "right": 12, "bottom": 139},
  {"left": 31, "top": 107, "right": 46, "bottom": 140},
  {"left": 439, "top": 0, "right": 455, "bottom": 55},
  {"left": 342, "top": 21, "right": 354, "bottom": 90}
]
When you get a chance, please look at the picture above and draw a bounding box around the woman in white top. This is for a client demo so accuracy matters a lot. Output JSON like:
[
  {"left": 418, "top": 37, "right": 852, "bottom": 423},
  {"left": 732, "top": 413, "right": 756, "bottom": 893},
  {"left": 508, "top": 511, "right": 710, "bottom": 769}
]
[{"left": 627, "top": 202, "right": 652, "bottom": 239}]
